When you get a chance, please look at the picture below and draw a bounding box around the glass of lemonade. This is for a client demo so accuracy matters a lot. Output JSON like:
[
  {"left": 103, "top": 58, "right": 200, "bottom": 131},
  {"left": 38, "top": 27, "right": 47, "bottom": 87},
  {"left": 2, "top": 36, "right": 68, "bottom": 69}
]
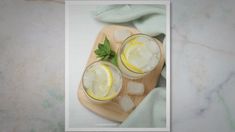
[
  {"left": 118, "top": 34, "right": 161, "bottom": 79},
  {"left": 82, "top": 61, "right": 123, "bottom": 103}
]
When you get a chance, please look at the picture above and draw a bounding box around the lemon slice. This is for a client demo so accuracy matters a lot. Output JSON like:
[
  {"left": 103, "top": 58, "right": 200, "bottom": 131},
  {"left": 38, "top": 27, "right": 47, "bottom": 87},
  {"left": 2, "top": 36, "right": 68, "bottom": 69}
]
[
  {"left": 87, "top": 88, "right": 117, "bottom": 100},
  {"left": 123, "top": 38, "right": 144, "bottom": 55},
  {"left": 121, "top": 38, "right": 144, "bottom": 73},
  {"left": 121, "top": 54, "right": 143, "bottom": 73},
  {"left": 86, "top": 64, "right": 113, "bottom": 100}
]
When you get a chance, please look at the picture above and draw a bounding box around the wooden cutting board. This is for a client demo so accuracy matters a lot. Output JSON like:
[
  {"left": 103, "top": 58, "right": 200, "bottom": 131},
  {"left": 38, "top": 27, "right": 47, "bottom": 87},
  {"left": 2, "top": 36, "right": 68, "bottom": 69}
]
[{"left": 77, "top": 25, "right": 165, "bottom": 122}]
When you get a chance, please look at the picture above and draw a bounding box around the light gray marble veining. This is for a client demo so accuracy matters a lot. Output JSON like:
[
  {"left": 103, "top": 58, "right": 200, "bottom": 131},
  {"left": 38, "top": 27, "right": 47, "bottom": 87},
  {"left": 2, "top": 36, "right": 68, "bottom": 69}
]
[
  {"left": 0, "top": 0, "right": 64, "bottom": 132},
  {"left": 172, "top": 0, "right": 235, "bottom": 131}
]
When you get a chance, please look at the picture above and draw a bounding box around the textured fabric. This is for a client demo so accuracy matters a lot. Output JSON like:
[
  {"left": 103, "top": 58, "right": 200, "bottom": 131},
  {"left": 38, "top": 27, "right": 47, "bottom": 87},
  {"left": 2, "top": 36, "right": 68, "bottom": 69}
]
[
  {"left": 133, "top": 14, "right": 166, "bottom": 36},
  {"left": 92, "top": 5, "right": 166, "bottom": 35},
  {"left": 120, "top": 87, "right": 166, "bottom": 128},
  {"left": 161, "top": 66, "right": 166, "bottom": 79}
]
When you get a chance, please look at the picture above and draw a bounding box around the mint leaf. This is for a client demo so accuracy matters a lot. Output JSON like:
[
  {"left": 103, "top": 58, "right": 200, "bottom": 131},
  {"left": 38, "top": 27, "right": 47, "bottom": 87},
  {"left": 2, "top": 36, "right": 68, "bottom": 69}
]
[
  {"left": 98, "top": 43, "right": 105, "bottom": 50},
  {"left": 94, "top": 36, "right": 118, "bottom": 66},
  {"left": 95, "top": 48, "right": 106, "bottom": 57},
  {"left": 110, "top": 50, "right": 115, "bottom": 57},
  {"left": 110, "top": 54, "right": 118, "bottom": 66},
  {"left": 104, "top": 37, "right": 111, "bottom": 54}
]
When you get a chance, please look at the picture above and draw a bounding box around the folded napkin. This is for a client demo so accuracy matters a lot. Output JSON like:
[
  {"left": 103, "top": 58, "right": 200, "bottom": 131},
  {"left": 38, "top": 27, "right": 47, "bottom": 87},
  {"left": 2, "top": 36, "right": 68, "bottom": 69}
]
[
  {"left": 92, "top": 5, "right": 166, "bottom": 36},
  {"left": 120, "top": 87, "right": 166, "bottom": 128}
]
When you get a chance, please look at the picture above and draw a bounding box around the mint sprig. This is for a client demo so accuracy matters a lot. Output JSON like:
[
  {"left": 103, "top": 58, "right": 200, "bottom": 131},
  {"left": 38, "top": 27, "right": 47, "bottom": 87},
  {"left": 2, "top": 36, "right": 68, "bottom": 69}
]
[{"left": 95, "top": 37, "right": 118, "bottom": 66}]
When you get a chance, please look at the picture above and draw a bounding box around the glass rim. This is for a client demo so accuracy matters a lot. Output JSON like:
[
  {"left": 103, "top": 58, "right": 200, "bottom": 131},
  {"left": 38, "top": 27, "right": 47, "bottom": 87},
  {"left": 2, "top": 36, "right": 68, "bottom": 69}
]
[
  {"left": 118, "top": 33, "right": 162, "bottom": 74},
  {"left": 81, "top": 60, "right": 123, "bottom": 101}
]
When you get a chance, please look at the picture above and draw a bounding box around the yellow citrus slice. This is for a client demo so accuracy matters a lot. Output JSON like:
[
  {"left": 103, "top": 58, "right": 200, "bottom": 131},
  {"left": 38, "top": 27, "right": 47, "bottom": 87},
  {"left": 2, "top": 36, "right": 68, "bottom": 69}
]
[
  {"left": 121, "top": 38, "right": 144, "bottom": 73},
  {"left": 87, "top": 88, "right": 117, "bottom": 100},
  {"left": 121, "top": 54, "right": 143, "bottom": 73},
  {"left": 86, "top": 64, "right": 113, "bottom": 100},
  {"left": 123, "top": 38, "right": 144, "bottom": 55}
]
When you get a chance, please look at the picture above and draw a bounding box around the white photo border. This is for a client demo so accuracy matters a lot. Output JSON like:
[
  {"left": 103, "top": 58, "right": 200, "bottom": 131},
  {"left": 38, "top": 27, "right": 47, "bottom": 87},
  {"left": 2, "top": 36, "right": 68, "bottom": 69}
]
[{"left": 65, "top": 0, "right": 171, "bottom": 131}]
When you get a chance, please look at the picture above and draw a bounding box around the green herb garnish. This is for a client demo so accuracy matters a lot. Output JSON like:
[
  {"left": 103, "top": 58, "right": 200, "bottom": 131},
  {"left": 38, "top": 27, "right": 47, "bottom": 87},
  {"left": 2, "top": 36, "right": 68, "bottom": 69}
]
[{"left": 95, "top": 37, "right": 118, "bottom": 66}]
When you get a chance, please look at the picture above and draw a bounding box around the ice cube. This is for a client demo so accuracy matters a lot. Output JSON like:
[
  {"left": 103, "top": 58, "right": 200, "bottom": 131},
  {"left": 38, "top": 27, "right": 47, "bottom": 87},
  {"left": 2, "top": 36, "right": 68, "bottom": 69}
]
[
  {"left": 119, "top": 95, "right": 135, "bottom": 112},
  {"left": 113, "top": 29, "right": 131, "bottom": 42},
  {"left": 147, "top": 40, "right": 160, "bottom": 54},
  {"left": 127, "top": 82, "right": 145, "bottom": 95},
  {"left": 112, "top": 72, "right": 122, "bottom": 92},
  {"left": 83, "top": 70, "right": 95, "bottom": 89},
  {"left": 128, "top": 46, "right": 150, "bottom": 69}
]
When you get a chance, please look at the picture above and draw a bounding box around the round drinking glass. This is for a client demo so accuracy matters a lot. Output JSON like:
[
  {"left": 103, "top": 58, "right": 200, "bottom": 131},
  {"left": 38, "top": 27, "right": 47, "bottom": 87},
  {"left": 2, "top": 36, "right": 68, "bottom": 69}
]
[
  {"left": 82, "top": 61, "right": 123, "bottom": 103},
  {"left": 117, "top": 34, "right": 161, "bottom": 79}
]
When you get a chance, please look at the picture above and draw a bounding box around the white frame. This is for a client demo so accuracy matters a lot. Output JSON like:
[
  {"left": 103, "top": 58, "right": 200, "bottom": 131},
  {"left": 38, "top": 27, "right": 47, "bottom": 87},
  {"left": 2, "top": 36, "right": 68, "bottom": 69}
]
[{"left": 65, "top": 0, "right": 171, "bottom": 131}]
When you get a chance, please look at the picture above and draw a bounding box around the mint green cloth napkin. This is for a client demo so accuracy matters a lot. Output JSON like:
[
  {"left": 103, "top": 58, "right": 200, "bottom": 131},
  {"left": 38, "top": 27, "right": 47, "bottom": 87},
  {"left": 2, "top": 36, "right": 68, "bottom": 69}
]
[
  {"left": 92, "top": 5, "right": 166, "bottom": 36},
  {"left": 120, "top": 87, "right": 166, "bottom": 128}
]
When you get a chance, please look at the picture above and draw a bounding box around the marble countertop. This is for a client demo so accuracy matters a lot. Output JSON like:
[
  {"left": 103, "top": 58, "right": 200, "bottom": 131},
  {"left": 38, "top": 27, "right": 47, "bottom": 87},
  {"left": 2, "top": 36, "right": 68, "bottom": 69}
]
[
  {"left": 0, "top": 0, "right": 65, "bottom": 132},
  {"left": 0, "top": 0, "right": 235, "bottom": 132},
  {"left": 172, "top": 0, "right": 235, "bottom": 131}
]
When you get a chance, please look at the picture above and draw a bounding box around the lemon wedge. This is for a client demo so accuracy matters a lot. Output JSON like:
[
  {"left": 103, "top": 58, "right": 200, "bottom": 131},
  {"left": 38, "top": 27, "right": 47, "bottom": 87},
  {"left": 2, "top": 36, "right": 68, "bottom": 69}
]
[{"left": 86, "top": 64, "right": 113, "bottom": 100}]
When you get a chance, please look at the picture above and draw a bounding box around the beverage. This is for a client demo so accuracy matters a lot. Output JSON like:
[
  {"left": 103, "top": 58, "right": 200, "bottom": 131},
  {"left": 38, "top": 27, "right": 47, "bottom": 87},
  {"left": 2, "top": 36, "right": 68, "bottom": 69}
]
[
  {"left": 118, "top": 34, "right": 161, "bottom": 79},
  {"left": 82, "top": 61, "right": 122, "bottom": 103}
]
